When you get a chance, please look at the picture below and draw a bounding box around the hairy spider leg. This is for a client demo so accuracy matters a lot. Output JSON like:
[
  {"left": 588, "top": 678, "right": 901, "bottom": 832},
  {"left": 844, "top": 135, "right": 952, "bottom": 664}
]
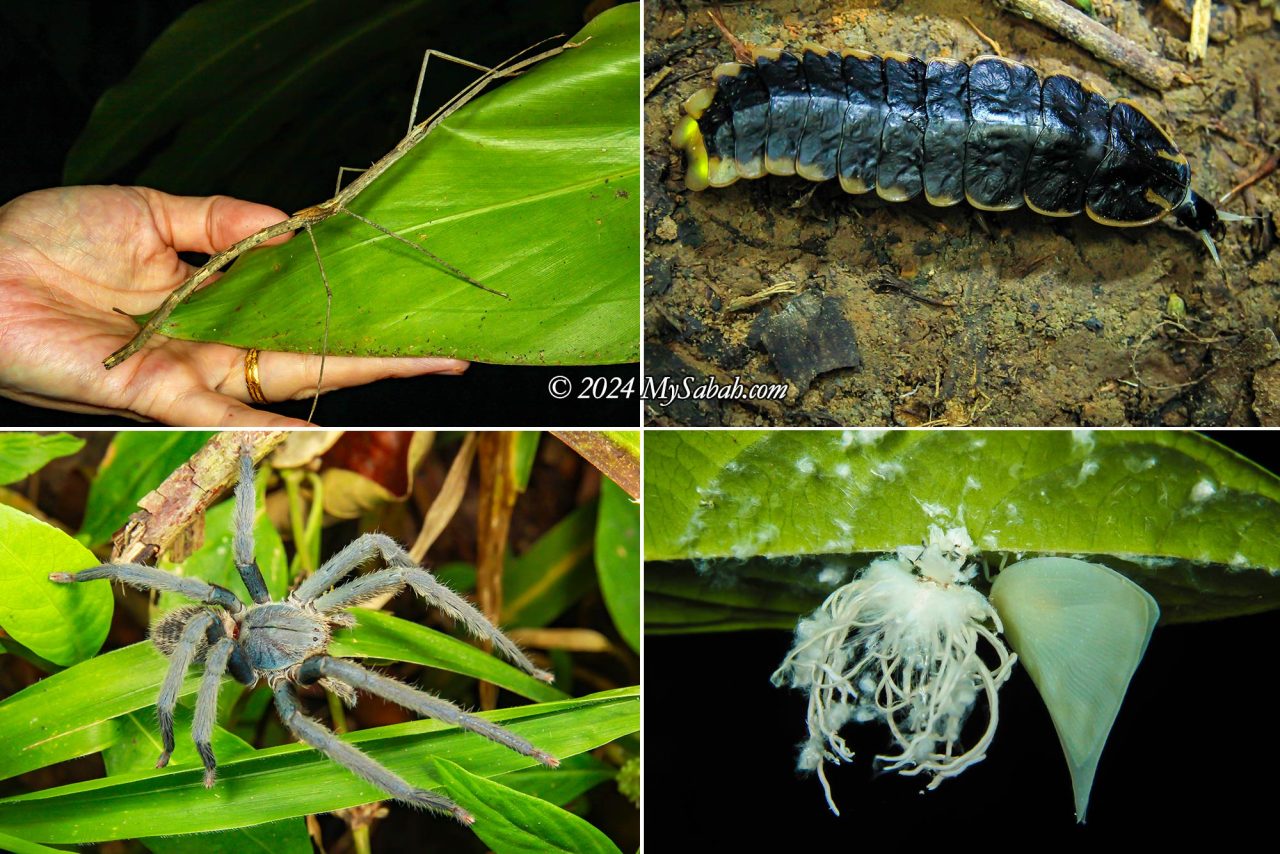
[
  {"left": 290, "top": 531, "right": 550, "bottom": 681},
  {"left": 299, "top": 656, "right": 559, "bottom": 766},
  {"left": 155, "top": 609, "right": 217, "bottom": 768},
  {"left": 234, "top": 446, "right": 272, "bottom": 604},
  {"left": 271, "top": 681, "right": 474, "bottom": 824},
  {"left": 193, "top": 634, "right": 236, "bottom": 786},
  {"left": 312, "top": 564, "right": 552, "bottom": 683},
  {"left": 49, "top": 563, "right": 246, "bottom": 616}
]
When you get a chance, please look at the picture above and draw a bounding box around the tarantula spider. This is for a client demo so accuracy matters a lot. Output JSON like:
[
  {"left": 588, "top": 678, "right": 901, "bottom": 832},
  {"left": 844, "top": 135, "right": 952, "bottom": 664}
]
[{"left": 49, "top": 447, "right": 556, "bottom": 824}]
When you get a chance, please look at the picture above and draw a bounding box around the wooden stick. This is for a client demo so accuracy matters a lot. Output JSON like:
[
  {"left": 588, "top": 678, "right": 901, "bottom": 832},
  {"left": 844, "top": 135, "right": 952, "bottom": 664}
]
[
  {"left": 990, "top": 0, "right": 1190, "bottom": 90},
  {"left": 103, "top": 39, "right": 574, "bottom": 370}
]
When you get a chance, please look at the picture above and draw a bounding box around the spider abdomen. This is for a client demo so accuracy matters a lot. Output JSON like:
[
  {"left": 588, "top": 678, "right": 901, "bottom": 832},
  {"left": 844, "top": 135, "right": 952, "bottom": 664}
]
[{"left": 240, "top": 603, "right": 328, "bottom": 672}]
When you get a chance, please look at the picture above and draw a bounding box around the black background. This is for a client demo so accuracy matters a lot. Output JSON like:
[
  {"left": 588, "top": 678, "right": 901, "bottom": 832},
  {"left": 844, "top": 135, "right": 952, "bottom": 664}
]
[
  {"left": 646, "top": 430, "right": 1280, "bottom": 842},
  {"left": 0, "top": 1, "right": 638, "bottom": 427}
]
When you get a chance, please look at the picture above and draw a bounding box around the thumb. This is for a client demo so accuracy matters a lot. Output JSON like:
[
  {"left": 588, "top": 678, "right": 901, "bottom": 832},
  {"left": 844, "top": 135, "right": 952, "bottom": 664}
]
[{"left": 136, "top": 188, "right": 293, "bottom": 255}]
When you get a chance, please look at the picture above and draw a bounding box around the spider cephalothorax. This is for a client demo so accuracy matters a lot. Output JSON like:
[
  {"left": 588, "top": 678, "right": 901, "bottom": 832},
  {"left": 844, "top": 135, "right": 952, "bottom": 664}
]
[{"left": 51, "top": 446, "right": 557, "bottom": 824}]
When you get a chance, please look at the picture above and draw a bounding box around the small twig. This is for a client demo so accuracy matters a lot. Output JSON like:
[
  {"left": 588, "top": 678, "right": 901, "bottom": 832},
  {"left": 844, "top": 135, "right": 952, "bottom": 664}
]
[
  {"left": 1188, "top": 0, "right": 1211, "bottom": 63},
  {"left": 964, "top": 16, "right": 1004, "bottom": 56},
  {"left": 726, "top": 281, "right": 799, "bottom": 311},
  {"left": 707, "top": 7, "right": 753, "bottom": 64},
  {"left": 550, "top": 431, "right": 640, "bottom": 499},
  {"left": 869, "top": 271, "right": 956, "bottom": 308},
  {"left": 1220, "top": 151, "right": 1280, "bottom": 205},
  {"left": 990, "top": 0, "right": 1189, "bottom": 90}
]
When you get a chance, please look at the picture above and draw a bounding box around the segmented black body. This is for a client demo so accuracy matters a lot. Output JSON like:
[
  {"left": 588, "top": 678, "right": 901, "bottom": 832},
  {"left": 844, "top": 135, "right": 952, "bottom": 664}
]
[{"left": 671, "top": 46, "right": 1227, "bottom": 254}]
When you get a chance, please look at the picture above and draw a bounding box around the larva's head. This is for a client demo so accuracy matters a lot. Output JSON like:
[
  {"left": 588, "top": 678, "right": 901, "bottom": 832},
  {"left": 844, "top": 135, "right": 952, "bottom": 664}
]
[{"left": 1174, "top": 190, "right": 1228, "bottom": 265}]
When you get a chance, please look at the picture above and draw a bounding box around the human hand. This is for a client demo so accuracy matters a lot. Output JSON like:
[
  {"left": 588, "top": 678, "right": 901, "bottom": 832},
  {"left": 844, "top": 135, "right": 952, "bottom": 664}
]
[{"left": 0, "top": 186, "right": 468, "bottom": 426}]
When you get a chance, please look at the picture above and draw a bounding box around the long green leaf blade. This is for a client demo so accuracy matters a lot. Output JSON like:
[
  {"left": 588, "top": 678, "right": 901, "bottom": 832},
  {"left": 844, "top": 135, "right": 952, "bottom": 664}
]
[
  {"left": 0, "top": 433, "right": 84, "bottom": 486},
  {"left": 0, "top": 688, "right": 638, "bottom": 843},
  {"left": 0, "top": 612, "right": 560, "bottom": 781}
]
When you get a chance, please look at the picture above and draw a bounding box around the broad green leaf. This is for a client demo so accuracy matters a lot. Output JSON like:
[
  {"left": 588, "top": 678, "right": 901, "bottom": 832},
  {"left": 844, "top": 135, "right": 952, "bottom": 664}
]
[
  {"left": 78, "top": 432, "right": 214, "bottom": 547},
  {"left": 496, "top": 752, "right": 615, "bottom": 807},
  {"left": 644, "top": 431, "right": 1280, "bottom": 623},
  {"left": 103, "top": 708, "right": 311, "bottom": 854},
  {"left": 596, "top": 479, "right": 639, "bottom": 651},
  {"left": 152, "top": 5, "right": 639, "bottom": 365},
  {"left": 0, "top": 688, "right": 638, "bottom": 844},
  {"left": 0, "top": 612, "right": 561, "bottom": 782},
  {"left": 0, "top": 433, "right": 83, "bottom": 486},
  {"left": 0, "top": 506, "right": 109, "bottom": 666},
  {"left": 502, "top": 502, "right": 598, "bottom": 628},
  {"left": 157, "top": 470, "right": 289, "bottom": 611},
  {"left": 432, "top": 758, "right": 622, "bottom": 854},
  {"left": 0, "top": 831, "right": 72, "bottom": 854}
]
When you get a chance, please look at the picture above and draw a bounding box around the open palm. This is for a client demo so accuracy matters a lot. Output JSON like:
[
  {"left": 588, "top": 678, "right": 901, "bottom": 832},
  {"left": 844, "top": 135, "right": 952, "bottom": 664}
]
[{"left": 0, "top": 186, "right": 466, "bottom": 425}]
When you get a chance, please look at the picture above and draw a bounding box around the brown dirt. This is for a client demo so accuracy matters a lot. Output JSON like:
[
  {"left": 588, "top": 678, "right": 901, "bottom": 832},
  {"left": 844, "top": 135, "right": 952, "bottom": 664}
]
[{"left": 644, "top": 0, "right": 1280, "bottom": 426}]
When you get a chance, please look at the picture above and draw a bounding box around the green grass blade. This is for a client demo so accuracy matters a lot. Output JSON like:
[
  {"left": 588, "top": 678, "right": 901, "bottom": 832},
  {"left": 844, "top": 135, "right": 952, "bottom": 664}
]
[
  {"left": 0, "top": 612, "right": 561, "bottom": 781},
  {"left": 0, "top": 830, "right": 73, "bottom": 854},
  {"left": 494, "top": 752, "right": 615, "bottom": 807},
  {"left": 154, "top": 4, "right": 640, "bottom": 365},
  {"left": 431, "top": 757, "right": 622, "bottom": 854},
  {"left": 0, "top": 688, "right": 638, "bottom": 844}
]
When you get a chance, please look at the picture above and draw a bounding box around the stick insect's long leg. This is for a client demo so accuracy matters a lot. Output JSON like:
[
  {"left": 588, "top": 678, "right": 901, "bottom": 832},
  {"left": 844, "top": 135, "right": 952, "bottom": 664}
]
[
  {"left": 303, "top": 223, "right": 332, "bottom": 423},
  {"left": 334, "top": 166, "right": 368, "bottom": 196},
  {"left": 335, "top": 206, "right": 508, "bottom": 299},
  {"left": 408, "top": 50, "right": 494, "bottom": 133}
]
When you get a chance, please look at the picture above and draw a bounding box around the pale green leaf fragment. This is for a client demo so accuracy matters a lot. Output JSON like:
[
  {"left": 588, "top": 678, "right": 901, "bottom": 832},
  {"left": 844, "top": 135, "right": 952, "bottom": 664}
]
[
  {"left": 0, "top": 433, "right": 84, "bottom": 486},
  {"left": 990, "top": 557, "right": 1159, "bottom": 822},
  {"left": 431, "top": 757, "right": 623, "bottom": 854}
]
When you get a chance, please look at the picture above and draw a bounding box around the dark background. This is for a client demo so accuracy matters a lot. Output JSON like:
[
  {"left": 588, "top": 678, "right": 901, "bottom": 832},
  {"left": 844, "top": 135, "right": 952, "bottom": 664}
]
[
  {"left": 0, "top": 0, "right": 638, "bottom": 427},
  {"left": 646, "top": 430, "right": 1280, "bottom": 842}
]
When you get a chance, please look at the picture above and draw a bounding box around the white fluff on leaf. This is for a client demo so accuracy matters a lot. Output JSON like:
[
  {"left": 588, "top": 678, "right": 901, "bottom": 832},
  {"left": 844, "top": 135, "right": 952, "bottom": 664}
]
[{"left": 771, "top": 526, "right": 1015, "bottom": 814}]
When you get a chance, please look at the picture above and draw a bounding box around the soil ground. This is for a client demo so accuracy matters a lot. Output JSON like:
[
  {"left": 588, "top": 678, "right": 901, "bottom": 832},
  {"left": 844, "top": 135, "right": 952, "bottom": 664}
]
[{"left": 644, "top": 0, "right": 1280, "bottom": 426}]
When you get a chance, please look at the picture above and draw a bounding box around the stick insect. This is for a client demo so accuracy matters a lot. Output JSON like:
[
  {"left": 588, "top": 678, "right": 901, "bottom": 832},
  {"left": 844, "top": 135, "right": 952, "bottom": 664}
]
[{"left": 102, "top": 36, "right": 581, "bottom": 411}]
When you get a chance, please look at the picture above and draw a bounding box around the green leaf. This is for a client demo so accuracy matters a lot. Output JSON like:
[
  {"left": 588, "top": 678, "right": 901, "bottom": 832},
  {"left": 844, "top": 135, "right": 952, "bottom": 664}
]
[
  {"left": 152, "top": 5, "right": 639, "bottom": 365},
  {"left": 103, "top": 709, "right": 311, "bottom": 854},
  {"left": 0, "top": 433, "right": 83, "bottom": 486},
  {"left": 0, "top": 831, "right": 72, "bottom": 854},
  {"left": 78, "top": 432, "right": 214, "bottom": 547},
  {"left": 644, "top": 431, "right": 1280, "bottom": 623},
  {"left": 600, "top": 431, "right": 640, "bottom": 462},
  {"left": 495, "top": 752, "right": 615, "bottom": 807},
  {"left": 0, "top": 506, "right": 110, "bottom": 666},
  {"left": 0, "top": 612, "right": 561, "bottom": 782},
  {"left": 596, "top": 479, "right": 639, "bottom": 651},
  {"left": 431, "top": 757, "right": 622, "bottom": 854},
  {"left": 0, "top": 688, "right": 638, "bottom": 844},
  {"left": 157, "top": 470, "right": 289, "bottom": 611},
  {"left": 502, "top": 502, "right": 598, "bottom": 628}
]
